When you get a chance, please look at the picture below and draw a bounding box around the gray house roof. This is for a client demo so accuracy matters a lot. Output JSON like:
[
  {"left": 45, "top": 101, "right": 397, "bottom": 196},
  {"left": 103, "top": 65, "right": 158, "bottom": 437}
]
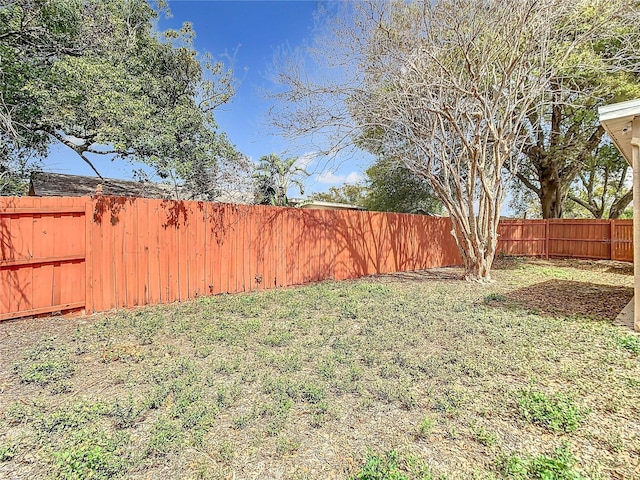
[
  {"left": 28, "top": 172, "right": 254, "bottom": 204},
  {"left": 29, "top": 172, "right": 178, "bottom": 199}
]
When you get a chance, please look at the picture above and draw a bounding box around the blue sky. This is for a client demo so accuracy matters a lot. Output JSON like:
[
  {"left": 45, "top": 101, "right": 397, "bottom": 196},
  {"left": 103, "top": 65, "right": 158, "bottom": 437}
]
[{"left": 44, "top": 0, "right": 365, "bottom": 196}]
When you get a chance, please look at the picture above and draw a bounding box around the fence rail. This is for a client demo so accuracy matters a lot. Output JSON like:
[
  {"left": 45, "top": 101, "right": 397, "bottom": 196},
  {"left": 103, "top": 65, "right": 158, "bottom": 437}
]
[{"left": 0, "top": 196, "right": 633, "bottom": 322}]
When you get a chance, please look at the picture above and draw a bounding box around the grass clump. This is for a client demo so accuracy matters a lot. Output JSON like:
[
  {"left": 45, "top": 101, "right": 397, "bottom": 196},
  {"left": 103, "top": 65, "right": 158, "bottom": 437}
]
[
  {"left": 484, "top": 293, "right": 507, "bottom": 303},
  {"left": 12, "top": 339, "right": 74, "bottom": 388},
  {"left": 146, "top": 418, "right": 183, "bottom": 457},
  {"left": 498, "top": 443, "right": 584, "bottom": 479},
  {"left": 350, "top": 450, "right": 432, "bottom": 480},
  {"left": 470, "top": 424, "right": 498, "bottom": 447},
  {"left": 516, "top": 388, "right": 588, "bottom": 433},
  {"left": 0, "top": 443, "right": 17, "bottom": 462},
  {"left": 53, "top": 429, "right": 129, "bottom": 480},
  {"left": 275, "top": 436, "right": 301, "bottom": 456},
  {"left": 416, "top": 416, "right": 434, "bottom": 439},
  {"left": 616, "top": 333, "right": 640, "bottom": 355}
]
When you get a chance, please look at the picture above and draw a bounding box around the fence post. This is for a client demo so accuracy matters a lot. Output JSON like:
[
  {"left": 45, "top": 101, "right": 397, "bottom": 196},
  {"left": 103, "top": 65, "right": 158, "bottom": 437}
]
[
  {"left": 545, "top": 219, "right": 549, "bottom": 259},
  {"left": 84, "top": 198, "right": 93, "bottom": 315},
  {"left": 610, "top": 220, "right": 615, "bottom": 261}
]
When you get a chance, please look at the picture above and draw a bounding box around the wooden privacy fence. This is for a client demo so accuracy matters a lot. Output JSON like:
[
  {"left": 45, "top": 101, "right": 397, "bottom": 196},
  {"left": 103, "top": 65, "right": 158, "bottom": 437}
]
[
  {"left": 498, "top": 218, "right": 634, "bottom": 261},
  {"left": 1, "top": 196, "right": 461, "bottom": 321},
  {"left": 1, "top": 196, "right": 634, "bottom": 322}
]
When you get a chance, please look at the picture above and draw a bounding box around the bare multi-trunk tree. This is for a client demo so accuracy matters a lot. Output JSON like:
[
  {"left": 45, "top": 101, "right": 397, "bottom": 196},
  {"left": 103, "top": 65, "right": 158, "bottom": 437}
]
[{"left": 272, "top": 0, "right": 640, "bottom": 282}]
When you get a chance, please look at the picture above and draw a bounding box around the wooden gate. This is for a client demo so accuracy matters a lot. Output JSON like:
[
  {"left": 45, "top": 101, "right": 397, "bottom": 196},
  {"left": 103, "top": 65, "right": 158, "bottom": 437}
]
[{"left": 0, "top": 197, "right": 87, "bottom": 321}]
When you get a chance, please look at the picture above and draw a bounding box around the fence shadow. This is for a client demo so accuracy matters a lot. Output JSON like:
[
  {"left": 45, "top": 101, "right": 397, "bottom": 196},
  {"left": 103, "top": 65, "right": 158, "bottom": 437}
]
[
  {"left": 500, "top": 279, "right": 633, "bottom": 322},
  {"left": 92, "top": 195, "right": 136, "bottom": 226},
  {"left": 0, "top": 197, "right": 31, "bottom": 317},
  {"left": 254, "top": 208, "right": 460, "bottom": 287}
]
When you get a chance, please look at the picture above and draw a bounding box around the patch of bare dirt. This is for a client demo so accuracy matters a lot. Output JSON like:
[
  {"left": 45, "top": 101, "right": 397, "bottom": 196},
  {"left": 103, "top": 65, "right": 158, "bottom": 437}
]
[{"left": 505, "top": 279, "right": 633, "bottom": 321}]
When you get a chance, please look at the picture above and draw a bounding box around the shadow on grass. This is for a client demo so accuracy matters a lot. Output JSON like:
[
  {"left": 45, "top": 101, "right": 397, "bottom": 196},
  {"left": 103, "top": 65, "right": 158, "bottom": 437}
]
[
  {"left": 376, "top": 268, "right": 463, "bottom": 283},
  {"left": 498, "top": 279, "right": 633, "bottom": 321}
]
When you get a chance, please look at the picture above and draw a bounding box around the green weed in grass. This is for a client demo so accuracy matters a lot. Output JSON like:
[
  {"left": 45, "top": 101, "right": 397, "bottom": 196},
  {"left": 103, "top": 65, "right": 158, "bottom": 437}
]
[
  {"left": 53, "top": 429, "right": 129, "bottom": 480},
  {"left": 350, "top": 450, "right": 432, "bottom": 480},
  {"left": 232, "top": 410, "right": 259, "bottom": 430},
  {"left": 516, "top": 388, "right": 589, "bottom": 433},
  {"left": 37, "top": 402, "right": 110, "bottom": 435},
  {"left": 484, "top": 293, "right": 507, "bottom": 303},
  {"left": 110, "top": 396, "right": 143, "bottom": 429},
  {"left": 216, "top": 439, "right": 235, "bottom": 464},
  {"left": 146, "top": 418, "right": 183, "bottom": 457},
  {"left": 4, "top": 402, "right": 36, "bottom": 425},
  {"left": 275, "top": 435, "right": 301, "bottom": 456},
  {"left": 193, "top": 344, "right": 213, "bottom": 358},
  {"left": 317, "top": 357, "right": 338, "bottom": 380},
  {"left": 300, "top": 382, "right": 326, "bottom": 404},
  {"left": 416, "top": 416, "right": 434, "bottom": 439},
  {"left": 213, "top": 357, "right": 243, "bottom": 375},
  {"left": 262, "top": 397, "right": 293, "bottom": 436},
  {"left": 262, "top": 330, "right": 294, "bottom": 347},
  {"left": 616, "top": 333, "right": 640, "bottom": 355},
  {"left": 351, "top": 450, "right": 408, "bottom": 480},
  {"left": 133, "top": 311, "right": 164, "bottom": 345},
  {"left": 497, "top": 443, "right": 584, "bottom": 479},
  {"left": 13, "top": 342, "right": 74, "bottom": 387},
  {"left": 433, "top": 388, "right": 466, "bottom": 416},
  {"left": 470, "top": 424, "right": 498, "bottom": 447},
  {"left": 262, "top": 375, "right": 300, "bottom": 401},
  {"left": 215, "top": 383, "right": 240, "bottom": 408},
  {"left": 258, "top": 350, "right": 302, "bottom": 373},
  {"left": 0, "top": 443, "right": 16, "bottom": 462},
  {"left": 309, "top": 401, "right": 336, "bottom": 428},
  {"left": 536, "top": 266, "right": 571, "bottom": 279}
]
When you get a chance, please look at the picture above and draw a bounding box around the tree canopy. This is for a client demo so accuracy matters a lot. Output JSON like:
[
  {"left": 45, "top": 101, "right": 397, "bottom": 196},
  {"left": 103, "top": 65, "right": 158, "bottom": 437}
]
[
  {"left": 253, "top": 154, "right": 308, "bottom": 206},
  {"left": 273, "top": 0, "right": 640, "bottom": 281},
  {"left": 0, "top": 0, "right": 242, "bottom": 198},
  {"left": 312, "top": 158, "right": 442, "bottom": 215},
  {"left": 514, "top": 2, "right": 640, "bottom": 218}
]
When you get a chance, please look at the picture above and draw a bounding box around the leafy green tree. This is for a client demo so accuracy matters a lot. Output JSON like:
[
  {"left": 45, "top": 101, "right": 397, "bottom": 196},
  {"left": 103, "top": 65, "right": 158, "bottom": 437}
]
[
  {"left": 254, "top": 154, "right": 308, "bottom": 206},
  {"left": 566, "top": 143, "right": 632, "bottom": 219},
  {"left": 311, "top": 184, "right": 367, "bottom": 206},
  {"left": 510, "top": 143, "right": 633, "bottom": 219},
  {"left": 0, "top": 148, "right": 38, "bottom": 195},
  {"left": 515, "top": 4, "right": 640, "bottom": 218},
  {"left": 1, "top": 0, "right": 239, "bottom": 198},
  {"left": 364, "top": 159, "right": 442, "bottom": 215},
  {"left": 310, "top": 160, "right": 441, "bottom": 214}
]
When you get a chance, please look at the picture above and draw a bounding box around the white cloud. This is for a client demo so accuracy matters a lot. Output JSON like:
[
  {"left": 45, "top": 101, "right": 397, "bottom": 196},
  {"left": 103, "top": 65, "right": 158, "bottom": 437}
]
[
  {"left": 295, "top": 151, "right": 317, "bottom": 170},
  {"left": 317, "top": 170, "right": 363, "bottom": 185},
  {"left": 345, "top": 172, "right": 363, "bottom": 183}
]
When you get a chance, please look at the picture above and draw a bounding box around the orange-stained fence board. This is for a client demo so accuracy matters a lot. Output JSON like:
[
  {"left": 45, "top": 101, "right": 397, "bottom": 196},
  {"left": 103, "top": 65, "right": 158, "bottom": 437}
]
[{"left": 0, "top": 198, "right": 87, "bottom": 321}]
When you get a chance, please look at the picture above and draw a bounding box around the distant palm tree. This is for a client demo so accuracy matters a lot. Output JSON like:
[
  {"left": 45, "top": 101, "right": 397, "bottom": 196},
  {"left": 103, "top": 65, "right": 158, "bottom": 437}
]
[{"left": 253, "top": 154, "right": 308, "bottom": 206}]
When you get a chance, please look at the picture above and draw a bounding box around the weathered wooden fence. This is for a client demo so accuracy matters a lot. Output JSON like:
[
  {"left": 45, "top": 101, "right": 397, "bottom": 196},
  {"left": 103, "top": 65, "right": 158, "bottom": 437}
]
[
  {"left": 1, "top": 196, "right": 461, "bottom": 321},
  {"left": 498, "top": 218, "right": 633, "bottom": 261},
  {"left": 1, "top": 196, "right": 633, "bottom": 322}
]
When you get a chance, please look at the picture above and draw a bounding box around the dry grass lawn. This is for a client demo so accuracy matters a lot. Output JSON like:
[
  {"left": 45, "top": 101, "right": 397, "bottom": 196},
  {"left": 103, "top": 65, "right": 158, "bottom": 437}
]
[{"left": 0, "top": 257, "right": 639, "bottom": 479}]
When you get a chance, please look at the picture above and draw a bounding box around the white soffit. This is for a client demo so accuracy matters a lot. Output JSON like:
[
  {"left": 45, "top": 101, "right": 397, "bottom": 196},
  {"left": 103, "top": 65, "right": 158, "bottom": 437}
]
[{"left": 599, "top": 98, "right": 640, "bottom": 166}]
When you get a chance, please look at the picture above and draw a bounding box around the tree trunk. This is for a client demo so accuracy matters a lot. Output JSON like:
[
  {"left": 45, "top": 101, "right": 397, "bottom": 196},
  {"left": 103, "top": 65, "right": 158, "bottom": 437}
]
[
  {"left": 450, "top": 216, "right": 497, "bottom": 283},
  {"left": 462, "top": 254, "right": 493, "bottom": 282},
  {"left": 538, "top": 166, "right": 565, "bottom": 218},
  {"left": 608, "top": 188, "right": 633, "bottom": 219}
]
